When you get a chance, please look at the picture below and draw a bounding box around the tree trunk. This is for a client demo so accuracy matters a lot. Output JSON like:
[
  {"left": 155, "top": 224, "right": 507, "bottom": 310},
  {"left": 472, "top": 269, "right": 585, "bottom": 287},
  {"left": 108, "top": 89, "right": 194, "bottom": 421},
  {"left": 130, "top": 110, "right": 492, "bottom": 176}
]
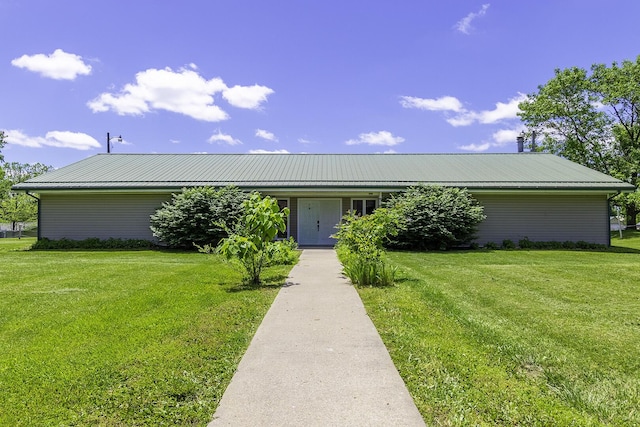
[{"left": 626, "top": 203, "right": 638, "bottom": 229}]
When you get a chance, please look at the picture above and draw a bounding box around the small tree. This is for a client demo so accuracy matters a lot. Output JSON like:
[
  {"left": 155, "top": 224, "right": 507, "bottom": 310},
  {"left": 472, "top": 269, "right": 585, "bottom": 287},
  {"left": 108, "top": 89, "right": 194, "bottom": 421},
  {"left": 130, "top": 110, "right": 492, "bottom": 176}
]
[
  {"left": 384, "top": 185, "right": 485, "bottom": 250},
  {"left": 150, "top": 186, "right": 248, "bottom": 249},
  {"left": 216, "top": 193, "right": 289, "bottom": 286}
]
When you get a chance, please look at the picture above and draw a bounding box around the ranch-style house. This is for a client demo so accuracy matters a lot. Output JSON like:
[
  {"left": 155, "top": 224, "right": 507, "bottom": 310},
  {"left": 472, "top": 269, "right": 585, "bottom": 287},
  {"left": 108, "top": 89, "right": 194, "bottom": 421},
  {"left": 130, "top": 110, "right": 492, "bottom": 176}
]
[{"left": 13, "top": 153, "right": 634, "bottom": 246}]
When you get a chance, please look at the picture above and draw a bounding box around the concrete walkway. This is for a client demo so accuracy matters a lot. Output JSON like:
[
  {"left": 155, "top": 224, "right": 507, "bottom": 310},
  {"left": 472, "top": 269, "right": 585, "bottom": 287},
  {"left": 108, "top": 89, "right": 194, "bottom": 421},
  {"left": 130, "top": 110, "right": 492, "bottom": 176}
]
[{"left": 209, "top": 249, "right": 425, "bottom": 426}]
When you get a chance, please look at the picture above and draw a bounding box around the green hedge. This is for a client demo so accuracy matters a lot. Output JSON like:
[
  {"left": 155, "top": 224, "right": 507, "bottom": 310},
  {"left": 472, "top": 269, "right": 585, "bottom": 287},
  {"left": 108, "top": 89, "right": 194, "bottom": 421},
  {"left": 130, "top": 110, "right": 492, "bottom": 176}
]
[
  {"left": 480, "top": 238, "right": 607, "bottom": 251},
  {"left": 31, "top": 238, "right": 156, "bottom": 250}
]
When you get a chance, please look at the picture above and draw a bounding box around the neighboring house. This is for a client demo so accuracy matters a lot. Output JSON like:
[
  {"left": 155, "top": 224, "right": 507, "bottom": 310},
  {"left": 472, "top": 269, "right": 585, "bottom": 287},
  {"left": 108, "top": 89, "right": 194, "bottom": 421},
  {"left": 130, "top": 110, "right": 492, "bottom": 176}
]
[{"left": 13, "top": 153, "right": 634, "bottom": 246}]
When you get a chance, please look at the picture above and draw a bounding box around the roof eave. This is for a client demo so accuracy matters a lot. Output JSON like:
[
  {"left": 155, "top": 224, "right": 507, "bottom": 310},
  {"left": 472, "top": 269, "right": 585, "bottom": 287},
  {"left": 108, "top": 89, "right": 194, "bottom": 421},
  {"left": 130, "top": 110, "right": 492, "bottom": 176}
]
[{"left": 14, "top": 182, "right": 635, "bottom": 194}]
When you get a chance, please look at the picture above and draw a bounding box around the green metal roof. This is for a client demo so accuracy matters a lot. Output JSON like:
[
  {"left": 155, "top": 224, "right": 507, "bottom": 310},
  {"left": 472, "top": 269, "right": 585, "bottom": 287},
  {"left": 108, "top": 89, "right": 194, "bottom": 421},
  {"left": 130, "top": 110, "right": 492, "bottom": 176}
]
[{"left": 13, "top": 153, "right": 635, "bottom": 192}]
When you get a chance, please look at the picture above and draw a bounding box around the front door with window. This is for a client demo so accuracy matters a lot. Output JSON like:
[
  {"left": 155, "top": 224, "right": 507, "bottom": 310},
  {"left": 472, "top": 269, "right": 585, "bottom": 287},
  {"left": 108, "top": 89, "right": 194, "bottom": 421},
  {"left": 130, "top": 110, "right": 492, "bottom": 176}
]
[{"left": 298, "top": 199, "right": 341, "bottom": 245}]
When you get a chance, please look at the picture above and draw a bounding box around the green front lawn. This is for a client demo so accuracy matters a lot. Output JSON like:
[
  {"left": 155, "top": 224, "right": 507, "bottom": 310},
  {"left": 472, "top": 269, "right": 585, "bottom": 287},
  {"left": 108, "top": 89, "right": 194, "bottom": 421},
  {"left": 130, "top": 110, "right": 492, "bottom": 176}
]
[
  {"left": 0, "top": 240, "right": 293, "bottom": 425},
  {"left": 359, "top": 233, "right": 640, "bottom": 426}
]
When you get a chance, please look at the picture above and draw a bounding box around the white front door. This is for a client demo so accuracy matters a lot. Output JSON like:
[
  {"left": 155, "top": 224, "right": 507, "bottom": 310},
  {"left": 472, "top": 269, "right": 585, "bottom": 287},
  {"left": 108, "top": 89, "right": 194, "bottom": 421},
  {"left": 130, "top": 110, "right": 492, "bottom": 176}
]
[{"left": 298, "top": 199, "right": 342, "bottom": 245}]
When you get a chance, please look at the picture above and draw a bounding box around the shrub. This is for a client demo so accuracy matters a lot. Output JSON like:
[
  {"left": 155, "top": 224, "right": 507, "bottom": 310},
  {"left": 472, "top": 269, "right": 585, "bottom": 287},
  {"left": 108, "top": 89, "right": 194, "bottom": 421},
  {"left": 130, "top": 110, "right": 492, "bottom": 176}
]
[
  {"left": 519, "top": 237, "right": 533, "bottom": 248},
  {"left": 150, "top": 186, "right": 249, "bottom": 249},
  {"left": 383, "top": 185, "right": 486, "bottom": 250},
  {"left": 484, "top": 241, "right": 499, "bottom": 250},
  {"left": 518, "top": 238, "right": 606, "bottom": 250},
  {"left": 333, "top": 208, "right": 398, "bottom": 286},
  {"left": 215, "top": 193, "right": 289, "bottom": 285},
  {"left": 31, "top": 237, "right": 155, "bottom": 250},
  {"left": 266, "top": 238, "right": 299, "bottom": 266},
  {"left": 502, "top": 239, "right": 516, "bottom": 249}
]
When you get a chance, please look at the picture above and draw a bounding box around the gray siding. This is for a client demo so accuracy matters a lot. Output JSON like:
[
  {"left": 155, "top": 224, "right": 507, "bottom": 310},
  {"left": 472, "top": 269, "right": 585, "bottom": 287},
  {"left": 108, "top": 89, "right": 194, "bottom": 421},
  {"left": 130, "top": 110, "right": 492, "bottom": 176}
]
[
  {"left": 37, "top": 191, "right": 611, "bottom": 246},
  {"left": 341, "top": 197, "right": 351, "bottom": 217},
  {"left": 40, "top": 193, "right": 170, "bottom": 240},
  {"left": 474, "top": 194, "right": 609, "bottom": 245}
]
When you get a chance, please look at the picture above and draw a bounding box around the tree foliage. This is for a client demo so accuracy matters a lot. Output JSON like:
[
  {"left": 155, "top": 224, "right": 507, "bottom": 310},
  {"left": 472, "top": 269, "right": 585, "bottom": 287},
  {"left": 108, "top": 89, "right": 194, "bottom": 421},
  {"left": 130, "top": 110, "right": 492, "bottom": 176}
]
[
  {"left": 3, "top": 162, "right": 52, "bottom": 183},
  {"left": 0, "top": 157, "right": 52, "bottom": 230},
  {"left": 519, "top": 56, "right": 640, "bottom": 224},
  {"left": 0, "top": 194, "right": 38, "bottom": 226},
  {"left": 383, "top": 185, "right": 486, "bottom": 250},
  {"left": 0, "top": 131, "right": 6, "bottom": 187},
  {"left": 215, "top": 193, "right": 289, "bottom": 285},
  {"left": 150, "top": 186, "right": 249, "bottom": 249},
  {"left": 0, "top": 130, "right": 6, "bottom": 164}
]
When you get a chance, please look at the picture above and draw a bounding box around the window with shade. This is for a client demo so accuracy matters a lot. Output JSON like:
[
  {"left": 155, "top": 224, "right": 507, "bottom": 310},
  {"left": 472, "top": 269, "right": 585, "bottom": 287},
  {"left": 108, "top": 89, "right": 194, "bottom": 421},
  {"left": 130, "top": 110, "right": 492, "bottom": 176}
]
[{"left": 351, "top": 199, "right": 378, "bottom": 216}]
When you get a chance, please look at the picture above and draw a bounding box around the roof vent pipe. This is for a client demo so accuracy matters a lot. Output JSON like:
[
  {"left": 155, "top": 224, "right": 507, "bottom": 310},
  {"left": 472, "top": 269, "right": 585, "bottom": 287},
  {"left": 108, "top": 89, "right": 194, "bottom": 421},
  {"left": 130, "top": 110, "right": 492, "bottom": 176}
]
[{"left": 516, "top": 135, "right": 524, "bottom": 153}]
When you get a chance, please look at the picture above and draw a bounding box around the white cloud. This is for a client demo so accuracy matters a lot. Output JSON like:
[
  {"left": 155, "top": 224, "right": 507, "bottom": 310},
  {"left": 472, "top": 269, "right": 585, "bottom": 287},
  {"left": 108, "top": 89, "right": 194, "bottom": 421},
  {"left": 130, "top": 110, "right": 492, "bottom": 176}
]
[
  {"left": 457, "top": 125, "right": 526, "bottom": 153},
  {"left": 5, "top": 129, "right": 101, "bottom": 150},
  {"left": 476, "top": 94, "right": 526, "bottom": 124},
  {"left": 255, "top": 129, "right": 278, "bottom": 142},
  {"left": 249, "top": 149, "right": 290, "bottom": 154},
  {"left": 454, "top": 4, "right": 490, "bottom": 35},
  {"left": 223, "top": 84, "right": 274, "bottom": 109},
  {"left": 403, "top": 93, "right": 525, "bottom": 127},
  {"left": 459, "top": 93, "right": 525, "bottom": 126},
  {"left": 400, "top": 95, "right": 464, "bottom": 112},
  {"left": 298, "top": 138, "right": 314, "bottom": 144},
  {"left": 11, "top": 49, "right": 92, "bottom": 80},
  {"left": 458, "top": 142, "right": 491, "bottom": 152},
  {"left": 345, "top": 130, "right": 405, "bottom": 146},
  {"left": 492, "top": 125, "right": 525, "bottom": 146},
  {"left": 446, "top": 112, "right": 477, "bottom": 127},
  {"left": 87, "top": 66, "right": 273, "bottom": 121},
  {"left": 207, "top": 130, "right": 242, "bottom": 146}
]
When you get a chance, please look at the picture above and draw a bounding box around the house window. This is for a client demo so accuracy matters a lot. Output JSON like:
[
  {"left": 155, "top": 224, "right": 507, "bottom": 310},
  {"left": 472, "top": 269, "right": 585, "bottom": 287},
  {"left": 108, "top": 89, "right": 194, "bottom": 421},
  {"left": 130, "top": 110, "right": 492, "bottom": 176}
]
[
  {"left": 277, "top": 199, "right": 289, "bottom": 239},
  {"left": 351, "top": 198, "right": 378, "bottom": 216}
]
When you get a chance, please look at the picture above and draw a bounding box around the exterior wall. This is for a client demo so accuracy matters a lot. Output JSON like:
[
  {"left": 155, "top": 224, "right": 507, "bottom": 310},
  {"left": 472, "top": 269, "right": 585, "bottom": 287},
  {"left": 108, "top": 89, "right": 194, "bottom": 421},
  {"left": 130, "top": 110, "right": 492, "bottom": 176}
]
[
  {"left": 341, "top": 197, "right": 351, "bottom": 217},
  {"left": 473, "top": 193, "right": 610, "bottom": 245},
  {"left": 40, "top": 193, "right": 170, "bottom": 241},
  {"left": 37, "top": 191, "right": 611, "bottom": 246}
]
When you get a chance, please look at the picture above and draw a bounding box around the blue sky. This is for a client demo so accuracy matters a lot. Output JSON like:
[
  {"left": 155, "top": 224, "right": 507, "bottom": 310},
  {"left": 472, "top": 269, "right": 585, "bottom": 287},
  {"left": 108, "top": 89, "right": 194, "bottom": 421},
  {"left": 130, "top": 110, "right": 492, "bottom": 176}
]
[{"left": 2, "top": 1, "right": 639, "bottom": 168}]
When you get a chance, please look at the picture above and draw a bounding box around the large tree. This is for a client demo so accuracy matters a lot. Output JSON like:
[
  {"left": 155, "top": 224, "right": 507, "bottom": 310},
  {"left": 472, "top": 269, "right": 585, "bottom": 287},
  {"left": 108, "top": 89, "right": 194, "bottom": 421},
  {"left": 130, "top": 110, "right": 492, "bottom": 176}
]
[
  {"left": 0, "top": 130, "right": 6, "bottom": 163},
  {"left": 519, "top": 56, "right": 640, "bottom": 227},
  {"left": 0, "top": 131, "right": 6, "bottom": 185}
]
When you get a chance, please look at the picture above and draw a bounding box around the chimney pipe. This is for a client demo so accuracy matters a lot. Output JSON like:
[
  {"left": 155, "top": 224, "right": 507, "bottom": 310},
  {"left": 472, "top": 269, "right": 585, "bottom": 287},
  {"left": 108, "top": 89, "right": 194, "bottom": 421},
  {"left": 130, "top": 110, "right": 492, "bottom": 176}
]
[{"left": 516, "top": 135, "right": 524, "bottom": 153}]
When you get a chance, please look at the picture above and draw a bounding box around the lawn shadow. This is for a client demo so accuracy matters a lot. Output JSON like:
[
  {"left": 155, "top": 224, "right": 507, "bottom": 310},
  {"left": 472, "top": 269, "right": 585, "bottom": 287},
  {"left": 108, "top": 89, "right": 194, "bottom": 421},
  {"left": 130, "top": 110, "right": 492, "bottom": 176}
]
[
  {"left": 224, "top": 273, "right": 290, "bottom": 293},
  {"left": 390, "top": 246, "right": 640, "bottom": 255},
  {"left": 283, "top": 279, "right": 302, "bottom": 288},
  {"left": 606, "top": 246, "right": 640, "bottom": 254},
  {"left": 393, "top": 275, "right": 421, "bottom": 285}
]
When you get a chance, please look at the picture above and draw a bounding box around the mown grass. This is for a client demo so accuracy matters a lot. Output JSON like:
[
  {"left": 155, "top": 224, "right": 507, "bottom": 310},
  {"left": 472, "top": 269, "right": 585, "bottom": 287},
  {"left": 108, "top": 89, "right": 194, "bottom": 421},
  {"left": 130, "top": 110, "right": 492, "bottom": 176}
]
[
  {"left": 0, "top": 238, "right": 294, "bottom": 426},
  {"left": 358, "top": 231, "right": 640, "bottom": 426}
]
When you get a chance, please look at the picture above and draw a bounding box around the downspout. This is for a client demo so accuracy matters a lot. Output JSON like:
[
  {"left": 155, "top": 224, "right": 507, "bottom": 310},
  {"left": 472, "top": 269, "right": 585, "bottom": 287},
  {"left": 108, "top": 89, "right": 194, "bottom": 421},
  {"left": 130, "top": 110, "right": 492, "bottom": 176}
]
[{"left": 26, "top": 192, "right": 41, "bottom": 240}]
